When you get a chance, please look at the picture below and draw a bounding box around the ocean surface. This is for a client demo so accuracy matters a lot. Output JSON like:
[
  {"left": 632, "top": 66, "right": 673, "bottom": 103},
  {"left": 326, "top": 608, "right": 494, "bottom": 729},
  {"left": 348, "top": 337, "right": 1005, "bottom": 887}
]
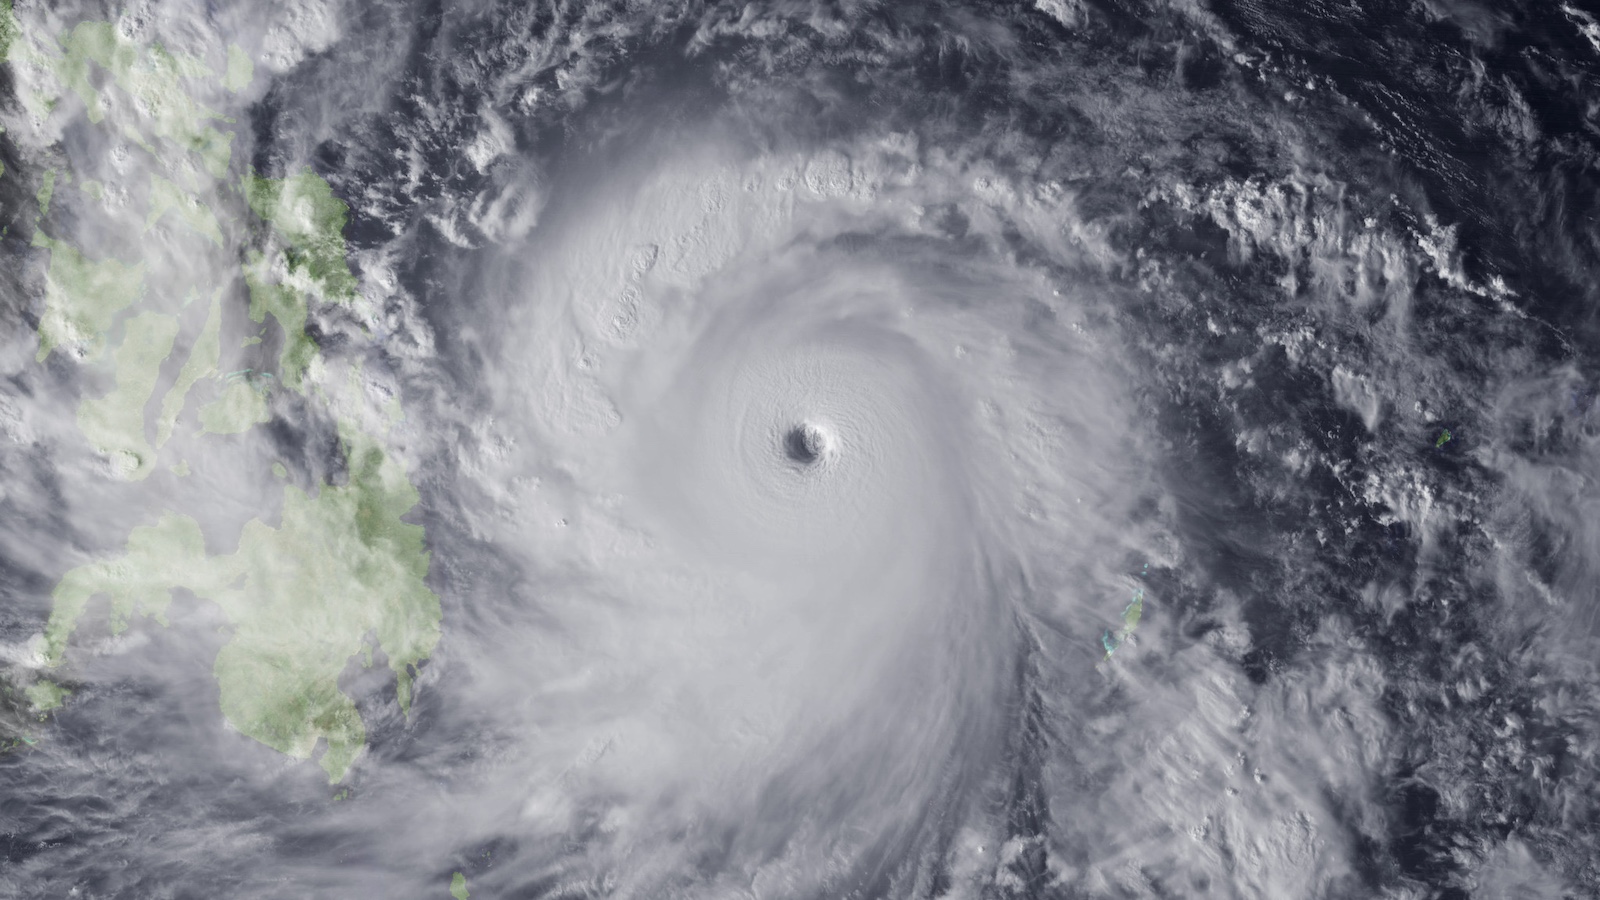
[{"left": 2, "top": 2, "right": 1599, "bottom": 897}]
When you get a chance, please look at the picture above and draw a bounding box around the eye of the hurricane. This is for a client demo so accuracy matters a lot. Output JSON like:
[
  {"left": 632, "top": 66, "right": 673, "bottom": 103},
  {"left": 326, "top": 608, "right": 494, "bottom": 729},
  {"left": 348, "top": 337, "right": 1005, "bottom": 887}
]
[{"left": 783, "top": 421, "right": 829, "bottom": 465}]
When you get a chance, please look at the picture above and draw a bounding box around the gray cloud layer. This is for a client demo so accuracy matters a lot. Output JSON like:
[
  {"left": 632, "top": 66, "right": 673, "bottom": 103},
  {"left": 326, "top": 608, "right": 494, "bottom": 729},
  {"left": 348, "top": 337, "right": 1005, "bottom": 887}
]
[{"left": 2, "top": 1, "right": 1598, "bottom": 898}]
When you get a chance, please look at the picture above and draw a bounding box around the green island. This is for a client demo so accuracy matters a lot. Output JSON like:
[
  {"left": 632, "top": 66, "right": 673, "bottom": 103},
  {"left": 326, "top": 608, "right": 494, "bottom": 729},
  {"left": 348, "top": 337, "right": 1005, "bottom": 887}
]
[
  {"left": 42, "top": 424, "right": 441, "bottom": 781},
  {"left": 53, "top": 19, "right": 233, "bottom": 176},
  {"left": 6, "top": 7, "right": 441, "bottom": 785},
  {"left": 155, "top": 292, "right": 222, "bottom": 447},
  {"left": 31, "top": 236, "right": 146, "bottom": 363},
  {"left": 242, "top": 169, "right": 361, "bottom": 304},
  {"left": 75, "top": 311, "right": 178, "bottom": 478},
  {"left": 1100, "top": 563, "right": 1149, "bottom": 664}
]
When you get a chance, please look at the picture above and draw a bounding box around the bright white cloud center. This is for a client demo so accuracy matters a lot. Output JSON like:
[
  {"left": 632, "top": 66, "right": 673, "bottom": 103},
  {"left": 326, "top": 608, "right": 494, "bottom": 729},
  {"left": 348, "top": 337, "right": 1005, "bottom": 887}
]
[{"left": 453, "top": 135, "right": 1143, "bottom": 893}]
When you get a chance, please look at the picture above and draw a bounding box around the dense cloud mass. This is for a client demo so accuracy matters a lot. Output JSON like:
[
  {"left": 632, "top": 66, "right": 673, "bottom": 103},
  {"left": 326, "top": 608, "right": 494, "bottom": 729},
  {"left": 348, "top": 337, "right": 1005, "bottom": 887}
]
[{"left": 3, "top": 1, "right": 1600, "bottom": 898}]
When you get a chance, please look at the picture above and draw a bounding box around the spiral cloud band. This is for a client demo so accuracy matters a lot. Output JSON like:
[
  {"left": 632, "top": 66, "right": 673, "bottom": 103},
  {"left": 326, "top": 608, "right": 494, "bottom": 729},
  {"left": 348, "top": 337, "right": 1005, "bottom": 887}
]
[
  {"left": 7, "top": 1, "right": 1600, "bottom": 897},
  {"left": 446, "top": 140, "right": 1144, "bottom": 893}
]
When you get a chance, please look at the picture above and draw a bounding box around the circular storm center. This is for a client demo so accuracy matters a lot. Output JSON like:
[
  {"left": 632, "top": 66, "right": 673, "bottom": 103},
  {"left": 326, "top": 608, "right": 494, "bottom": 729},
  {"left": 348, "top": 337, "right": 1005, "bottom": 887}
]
[{"left": 783, "top": 420, "right": 829, "bottom": 465}]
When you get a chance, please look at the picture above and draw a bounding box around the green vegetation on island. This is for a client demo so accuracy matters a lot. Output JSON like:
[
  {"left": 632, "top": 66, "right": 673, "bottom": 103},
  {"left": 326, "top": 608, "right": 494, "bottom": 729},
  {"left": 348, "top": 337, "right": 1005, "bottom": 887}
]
[
  {"left": 45, "top": 514, "right": 213, "bottom": 662},
  {"left": 213, "top": 421, "right": 440, "bottom": 780},
  {"left": 36, "top": 168, "right": 57, "bottom": 215},
  {"left": 451, "top": 872, "right": 470, "bottom": 900},
  {"left": 147, "top": 174, "right": 224, "bottom": 245},
  {"left": 33, "top": 238, "right": 146, "bottom": 363},
  {"left": 53, "top": 20, "right": 233, "bottom": 176},
  {"left": 1101, "top": 589, "right": 1144, "bottom": 659},
  {"left": 0, "top": 1, "right": 19, "bottom": 64},
  {"left": 76, "top": 310, "right": 179, "bottom": 479},
  {"left": 245, "top": 252, "right": 319, "bottom": 391},
  {"left": 155, "top": 292, "right": 223, "bottom": 447},
  {"left": 198, "top": 376, "right": 271, "bottom": 434},
  {"left": 44, "top": 424, "right": 440, "bottom": 782},
  {"left": 1100, "top": 563, "right": 1149, "bottom": 664},
  {"left": 242, "top": 170, "right": 360, "bottom": 304},
  {"left": 25, "top": 680, "right": 69, "bottom": 712},
  {"left": 223, "top": 44, "right": 252, "bottom": 94},
  {"left": 15, "top": 10, "right": 440, "bottom": 786}
]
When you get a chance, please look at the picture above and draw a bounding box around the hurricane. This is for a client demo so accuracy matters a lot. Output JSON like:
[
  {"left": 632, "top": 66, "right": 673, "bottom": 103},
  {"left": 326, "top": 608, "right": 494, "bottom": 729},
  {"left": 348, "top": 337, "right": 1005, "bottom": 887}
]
[
  {"left": 410, "top": 128, "right": 1160, "bottom": 896},
  {"left": 4, "top": 2, "right": 1600, "bottom": 898}
]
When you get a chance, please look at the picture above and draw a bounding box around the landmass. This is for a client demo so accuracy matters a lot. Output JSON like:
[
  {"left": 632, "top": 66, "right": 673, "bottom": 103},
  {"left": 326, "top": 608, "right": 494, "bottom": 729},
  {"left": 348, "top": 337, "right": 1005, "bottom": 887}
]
[{"left": 8, "top": 9, "right": 441, "bottom": 784}]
